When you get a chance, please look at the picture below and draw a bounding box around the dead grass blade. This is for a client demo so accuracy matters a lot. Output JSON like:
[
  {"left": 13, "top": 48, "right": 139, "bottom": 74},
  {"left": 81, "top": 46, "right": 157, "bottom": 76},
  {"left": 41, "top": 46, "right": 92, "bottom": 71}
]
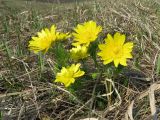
[
  {"left": 125, "top": 101, "right": 134, "bottom": 120},
  {"left": 149, "top": 84, "right": 156, "bottom": 116},
  {"left": 125, "top": 83, "right": 160, "bottom": 120},
  {"left": 102, "top": 79, "right": 122, "bottom": 117}
]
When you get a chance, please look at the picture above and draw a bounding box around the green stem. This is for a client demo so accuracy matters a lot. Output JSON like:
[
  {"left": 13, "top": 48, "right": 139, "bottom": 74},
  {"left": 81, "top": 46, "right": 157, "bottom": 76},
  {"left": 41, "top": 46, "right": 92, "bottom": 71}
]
[{"left": 38, "top": 52, "right": 45, "bottom": 79}]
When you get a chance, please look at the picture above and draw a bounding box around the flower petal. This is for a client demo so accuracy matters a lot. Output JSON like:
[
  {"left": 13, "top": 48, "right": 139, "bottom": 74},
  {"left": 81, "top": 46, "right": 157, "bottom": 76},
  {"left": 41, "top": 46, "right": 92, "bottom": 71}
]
[
  {"left": 105, "top": 34, "right": 114, "bottom": 43},
  {"left": 119, "top": 58, "right": 127, "bottom": 66},
  {"left": 72, "top": 21, "right": 102, "bottom": 46},
  {"left": 114, "top": 59, "right": 120, "bottom": 67},
  {"left": 103, "top": 58, "right": 113, "bottom": 65},
  {"left": 74, "top": 70, "right": 85, "bottom": 78},
  {"left": 54, "top": 63, "right": 85, "bottom": 87},
  {"left": 114, "top": 32, "right": 126, "bottom": 46}
]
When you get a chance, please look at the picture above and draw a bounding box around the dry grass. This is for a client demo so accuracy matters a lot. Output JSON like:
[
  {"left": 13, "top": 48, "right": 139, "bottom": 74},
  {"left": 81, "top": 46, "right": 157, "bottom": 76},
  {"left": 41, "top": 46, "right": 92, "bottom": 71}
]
[{"left": 1, "top": 0, "right": 160, "bottom": 119}]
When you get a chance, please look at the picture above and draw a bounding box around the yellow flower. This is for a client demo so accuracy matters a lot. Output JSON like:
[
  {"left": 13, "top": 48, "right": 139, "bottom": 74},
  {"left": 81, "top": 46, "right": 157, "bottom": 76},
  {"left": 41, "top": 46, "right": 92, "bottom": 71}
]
[
  {"left": 55, "top": 63, "right": 85, "bottom": 87},
  {"left": 72, "top": 21, "right": 102, "bottom": 46},
  {"left": 56, "top": 32, "right": 71, "bottom": 41},
  {"left": 97, "top": 32, "right": 133, "bottom": 67},
  {"left": 70, "top": 45, "right": 89, "bottom": 61},
  {"left": 29, "top": 25, "right": 57, "bottom": 53}
]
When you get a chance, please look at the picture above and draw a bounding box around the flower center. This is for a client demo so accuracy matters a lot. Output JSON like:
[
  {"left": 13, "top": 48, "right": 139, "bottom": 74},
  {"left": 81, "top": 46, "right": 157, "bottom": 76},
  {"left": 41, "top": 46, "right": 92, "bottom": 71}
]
[
  {"left": 67, "top": 70, "right": 74, "bottom": 78},
  {"left": 113, "top": 47, "right": 123, "bottom": 58},
  {"left": 86, "top": 33, "right": 92, "bottom": 40},
  {"left": 113, "top": 47, "right": 120, "bottom": 55}
]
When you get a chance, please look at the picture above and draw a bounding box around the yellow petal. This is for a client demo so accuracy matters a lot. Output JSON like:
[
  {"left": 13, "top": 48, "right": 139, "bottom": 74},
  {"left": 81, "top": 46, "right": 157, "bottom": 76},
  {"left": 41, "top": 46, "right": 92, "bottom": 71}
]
[
  {"left": 65, "top": 78, "right": 75, "bottom": 87},
  {"left": 114, "top": 59, "right": 120, "bottom": 67},
  {"left": 119, "top": 58, "right": 127, "bottom": 66},
  {"left": 72, "top": 21, "right": 102, "bottom": 46},
  {"left": 103, "top": 58, "right": 113, "bottom": 65},
  {"left": 97, "top": 32, "right": 133, "bottom": 67},
  {"left": 74, "top": 70, "right": 85, "bottom": 78},
  {"left": 123, "top": 52, "right": 133, "bottom": 58},
  {"left": 98, "top": 44, "right": 106, "bottom": 50},
  {"left": 73, "top": 63, "right": 81, "bottom": 73},
  {"left": 114, "top": 32, "right": 126, "bottom": 46},
  {"left": 50, "top": 25, "right": 56, "bottom": 33},
  {"left": 28, "top": 25, "right": 57, "bottom": 53},
  {"left": 54, "top": 63, "right": 85, "bottom": 87},
  {"left": 123, "top": 42, "right": 133, "bottom": 49},
  {"left": 105, "top": 34, "right": 114, "bottom": 43}
]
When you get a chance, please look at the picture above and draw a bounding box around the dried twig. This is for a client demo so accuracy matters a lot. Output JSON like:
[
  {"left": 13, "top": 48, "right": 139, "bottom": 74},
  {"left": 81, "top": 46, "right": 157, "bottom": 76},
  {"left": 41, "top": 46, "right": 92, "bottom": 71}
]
[{"left": 125, "top": 83, "right": 160, "bottom": 120}]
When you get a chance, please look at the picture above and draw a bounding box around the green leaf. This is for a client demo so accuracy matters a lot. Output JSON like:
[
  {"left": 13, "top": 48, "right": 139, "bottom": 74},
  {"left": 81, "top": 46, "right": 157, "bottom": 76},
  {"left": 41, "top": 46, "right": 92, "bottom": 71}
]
[
  {"left": 91, "top": 73, "right": 99, "bottom": 79},
  {"left": 0, "top": 111, "right": 2, "bottom": 120},
  {"left": 54, "top": 42, "right": 69, "bottom": 69},
  {"left": 88, "top": 41, "right": 98, "bottom": 67}
]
